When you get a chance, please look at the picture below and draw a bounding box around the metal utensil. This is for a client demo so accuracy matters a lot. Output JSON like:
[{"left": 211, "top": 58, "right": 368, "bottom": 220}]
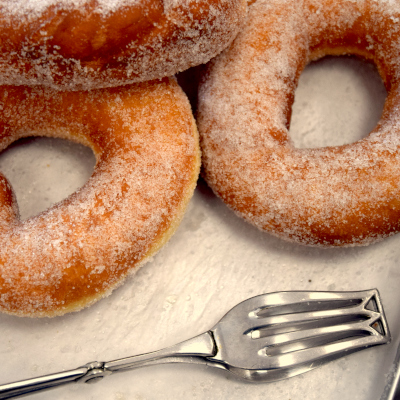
[{"left": 0, "top": 289, "right": 390, "bottom": 399}]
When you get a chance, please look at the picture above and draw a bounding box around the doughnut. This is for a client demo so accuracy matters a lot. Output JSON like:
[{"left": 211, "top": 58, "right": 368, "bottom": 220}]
[
  {"left": 0, "top": 0, "right": 247, "bottom": 90},
  {"left": 197, "top": 0, "right": 400, "bottom": 247},
  {"left": 0, "top": 77, "right": 200, "bottom": 317}
]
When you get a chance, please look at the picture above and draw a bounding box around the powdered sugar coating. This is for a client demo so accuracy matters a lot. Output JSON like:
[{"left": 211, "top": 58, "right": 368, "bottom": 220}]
[
  {"left": 0, "top": 0, "right": 132, "bottom": 16},
  {"left": 198, "top": 0, "right": 400, "bottom": 247},
  {"left": 0, "top": 0, "right": 246, "bottom": 90},
  {"left": 0, "top": 78, "right": 200, "bottom": 316}
]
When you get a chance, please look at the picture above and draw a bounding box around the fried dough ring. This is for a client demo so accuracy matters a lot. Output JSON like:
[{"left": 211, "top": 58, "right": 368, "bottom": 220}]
[
  {"left": 198, "top": 0, "right": 400, "bottom": 247},
  {"left": 0, "top": 0, "right": 246, "bottom": 90},
  {"left": 0, "top": 78, "right": 200, "bottom": 316}
]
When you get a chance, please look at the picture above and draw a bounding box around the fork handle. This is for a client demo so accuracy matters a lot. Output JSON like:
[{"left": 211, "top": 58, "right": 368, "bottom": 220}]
[
  {"left": 0, "top": 367, "right": 89, "bottom": 399},
  {"left": 0, "top": 332, "right": 216, "bottom": 399},
  {"left": 104, "top": 331, "right": 216, "bottom": 373}
]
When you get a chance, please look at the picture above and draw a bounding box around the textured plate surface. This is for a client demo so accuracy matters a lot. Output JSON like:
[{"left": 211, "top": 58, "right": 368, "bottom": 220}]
[{"left": 0, "top": 56, "right": 399, "bottom": 400}]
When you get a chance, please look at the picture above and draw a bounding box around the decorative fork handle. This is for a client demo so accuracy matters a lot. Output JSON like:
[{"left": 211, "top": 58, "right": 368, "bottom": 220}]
[{"left": 0, "top": 332, "right": 216, "bottom": 399}]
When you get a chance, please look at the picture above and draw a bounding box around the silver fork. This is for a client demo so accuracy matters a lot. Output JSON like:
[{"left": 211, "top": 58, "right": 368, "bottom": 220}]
[{"left": 0, "top": 289, "right": 390, "bottom": 399}]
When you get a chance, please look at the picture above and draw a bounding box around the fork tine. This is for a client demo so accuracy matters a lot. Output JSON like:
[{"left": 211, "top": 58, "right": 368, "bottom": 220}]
[
  {"left": 261, "top": 323, "right": 387, "bottom": 362},
  {"left": 211, "top": 289, "right": 390, "bottom": 372},
  {"left": 226, "top": 330, "right": 390, "bottom": 383},
  {"left": 248, "top": 289, "right": 379, "bottom": 318},
  {"left": 241, "top": 289, "right": 382, "bottom": 326},
  {"left": 244, "top": 307, "right": 381, "bottom": 334},
  {"left": 245, "top": 305, "right": 382, "bottom": 333},
  {"left": 264, "top": 333, "right": 388, "bottom": 370},
  {"left": 254, "top": 313, "right": 385, "bottom": 348},
  {"left": 229, "top": 290, "right": 367, "bottom": 320}
]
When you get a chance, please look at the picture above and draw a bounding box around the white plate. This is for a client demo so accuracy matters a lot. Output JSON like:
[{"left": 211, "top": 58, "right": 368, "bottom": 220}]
[{"left": 0, "top": 56, "right": 398, "bottom": 400}]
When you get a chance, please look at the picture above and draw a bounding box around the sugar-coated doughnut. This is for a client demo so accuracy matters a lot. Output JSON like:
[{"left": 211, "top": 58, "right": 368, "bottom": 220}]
[
  {"left": 0, "top": 78, "right": 200, "bottom": 317},
  {"left": 198, "top": 0, "right": 400, "bottom": 247},
  {"left": 0, "top": 0, "right": 246, "bottom": 90}
]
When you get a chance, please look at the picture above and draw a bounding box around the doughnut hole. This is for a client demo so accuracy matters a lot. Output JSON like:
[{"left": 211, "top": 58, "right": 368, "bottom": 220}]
[
  {"left": 289, "top": 56, "right": 387, "bottom": 149},
  {"left": 0, "top": 137, "right": 96, "bottom": 220}
]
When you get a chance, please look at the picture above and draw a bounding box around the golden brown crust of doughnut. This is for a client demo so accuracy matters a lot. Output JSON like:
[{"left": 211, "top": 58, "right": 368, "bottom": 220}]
[
  {"left": 0, "top": 78, "right": 200, "bottom": 317},
  {"left": 0, "top": 0, "right": 246, "bottom": 90},
  {"left": 198, "top": 0, "right": 400, "bottom": 247}
]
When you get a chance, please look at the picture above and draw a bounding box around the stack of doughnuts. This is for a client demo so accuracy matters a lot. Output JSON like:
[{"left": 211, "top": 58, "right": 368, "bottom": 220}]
[
  {"left": 197, "top": 0, "right": 400, "bottom": 247},
  {"left": 5, "top": 0, "right": 400, "bottom": 316},
  {"left": 0, "top": 0, "right": 247, "bottom": 316}
]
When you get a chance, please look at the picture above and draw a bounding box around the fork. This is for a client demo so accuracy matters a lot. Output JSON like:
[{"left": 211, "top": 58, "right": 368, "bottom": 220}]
[{"left": 0, "top": 289, "right": 390, "bottom": 399}]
